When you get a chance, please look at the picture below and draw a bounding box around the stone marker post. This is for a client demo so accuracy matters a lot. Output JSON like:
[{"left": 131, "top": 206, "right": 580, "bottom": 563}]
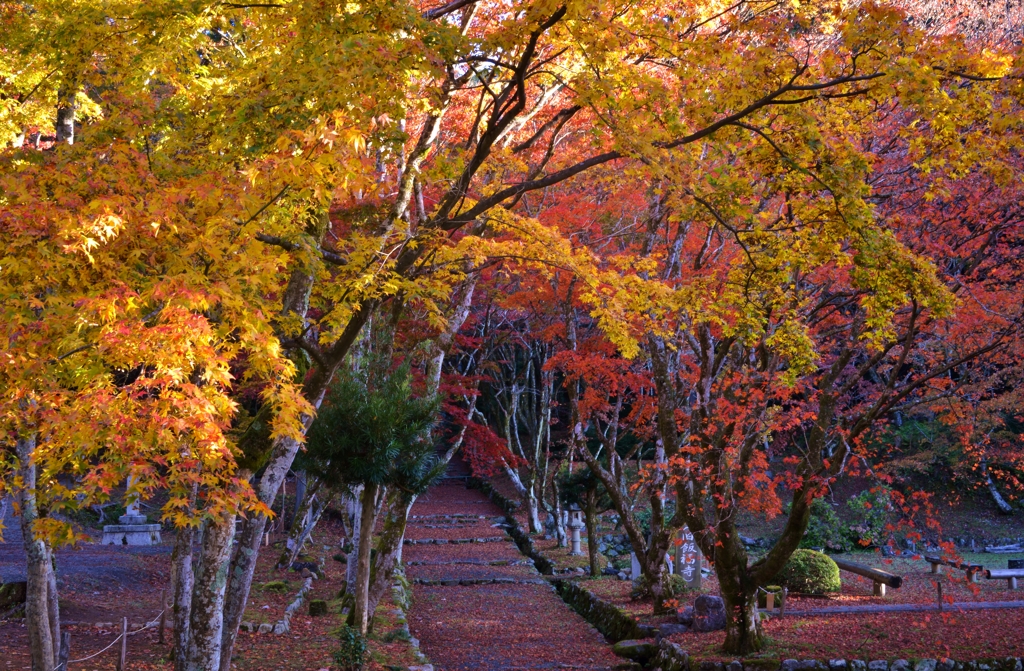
[{"left": 675, "top": 526, "right": 702, "bottom": 590}]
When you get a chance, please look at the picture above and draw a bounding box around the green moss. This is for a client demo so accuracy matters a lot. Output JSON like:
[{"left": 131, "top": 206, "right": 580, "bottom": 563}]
[
  {"left": 259, "top": 580, "right": 289, "bottom": 593},
  {"left": 776, "top": 549, "right": 841, "bottom": 594}
]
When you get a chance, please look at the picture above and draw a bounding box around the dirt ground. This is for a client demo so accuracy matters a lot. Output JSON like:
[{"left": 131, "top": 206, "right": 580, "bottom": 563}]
[{"left": 0, "top": 501, "right": 417, "bottom": 671}]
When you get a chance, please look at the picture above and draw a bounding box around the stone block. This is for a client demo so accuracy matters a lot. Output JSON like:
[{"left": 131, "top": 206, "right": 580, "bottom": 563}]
[
  {"left": 892, "top": 661, "right": 910, "bottom": 671},
  {"left": 781, "top": 660, "right": 801, "bottom": 671},
  {"left": 100, "top": 524, "right": 162, "bottom": 546},
  {"left": 850, "top": 662, "right": 867, "bottom": 671},
  {"left": 868, "top": 662, "right": 888, "bottom": 671},
  {"left": 611, "top": 640, "right": 657, "bottom": 663},
  {"left": 830, "top": 661, "right": 849, "bottom": 671},
  {"left": 728, "top": 661, "right": 744, "bottom": 671},
  {"left": 936, "top": 660, "right": 956, "bottom": 671},
  {"left": 915, "top": 660, "right": 938, "bottom": 671},
  {"left": 656, "top": 623, "right": 689, "bottom": 639},
  {"left": 692, "top": 595, "right": 726, "bottom": 632}
]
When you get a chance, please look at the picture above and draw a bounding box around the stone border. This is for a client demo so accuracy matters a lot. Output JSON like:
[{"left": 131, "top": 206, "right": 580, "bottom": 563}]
[
  {"left": 553, "top": 578, "right": 645, "bottom": 642},
  {"left": 386, "top": 569, "right": 433, "bottom": 670},
  {"left": 468, "top": 478, "right": 555, "bottom": 575},
  {"left": 672, "top": 658, "right": 1024, "bottom": 671},
  {"left": 239, "top": 575, "right": 314, "bottom": 634}
]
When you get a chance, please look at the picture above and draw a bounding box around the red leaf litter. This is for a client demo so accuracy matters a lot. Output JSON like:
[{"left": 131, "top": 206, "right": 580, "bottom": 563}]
[{"left": 406, "top": 483, "right": 621, "bottom": 670}]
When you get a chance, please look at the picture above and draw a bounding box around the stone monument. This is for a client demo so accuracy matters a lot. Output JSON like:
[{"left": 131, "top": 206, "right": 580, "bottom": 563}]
[
  {"left": 101, "top": 478, "right": 161, "bottom": 546},
  {"left": 674, "top": 526, "right": 702, "bottom": 589}
]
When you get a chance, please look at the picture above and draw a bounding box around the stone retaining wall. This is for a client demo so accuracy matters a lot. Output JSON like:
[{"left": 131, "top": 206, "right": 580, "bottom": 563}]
[
  {"left": 676, "top": 658, "right": 1024, "bottom": 671},
  {"left": 552, "top": 579, "right": 643, "bottom": 642},
  {"left": 646, "top": 641, "right": 1024, "bottom": 671}
]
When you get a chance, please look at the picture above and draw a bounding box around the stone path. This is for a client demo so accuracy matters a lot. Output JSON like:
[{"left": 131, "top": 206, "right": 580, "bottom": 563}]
[{"left": 405, "top": 475, "right": 622, "bottom": 671}]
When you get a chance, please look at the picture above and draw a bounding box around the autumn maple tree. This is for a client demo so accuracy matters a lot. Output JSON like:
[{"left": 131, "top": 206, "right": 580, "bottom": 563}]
[{"left": 3, "top": 0, "right": 1023, "bottom": 664}]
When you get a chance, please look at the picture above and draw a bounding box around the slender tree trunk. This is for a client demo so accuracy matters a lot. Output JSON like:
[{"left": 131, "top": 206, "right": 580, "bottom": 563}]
[
  {"left": 185, "top": 513, "right": 235, "bottom": 671},
  {"left": 585, "top": 488, "right": 600, "bottom": 577},
  {"left": 220, "top": 431, "right": 316, "bottom": 671},
  {"left": 353, "top": 483, "right": 380, "bottom": 635},
  {"left": 16, "top": 434, "right": 56, "bottom": 671},
  {"left": 981, "top": 459, "right": 1014, "bottom": 515},
  {"left": 345, "top": 485, "right": 363, "bottom": 594},
  {"left": 279, "top": 486, "right": 333, "bottom": 569},
  {"left": 526, "top": 476, "right": 543, "bottom": 534},
  {"left": 219, "top": 217, "right": 332, "bottom": 671},
  {"left": 171, "top": 525, "right": 195, "bottom": 671},
  {"left": 279, "top": 476, "right": 322, "bottom": 566},
  {"left": 364, "top": 490, "right": 415, "bottom": 623},
  {"left": 290, "top": 471, "right": 306, "bottom": 530},
  {"left": 46, "top": 556, "right": 60, "bottom": 664}
]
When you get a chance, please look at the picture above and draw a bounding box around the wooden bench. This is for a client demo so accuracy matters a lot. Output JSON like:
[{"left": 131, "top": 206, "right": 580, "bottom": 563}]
[
  {"left": 984, "top": 569, "right": 1023, "bottom": 589},
  {"left": 833, "top": 558, "right": 903, "bottom": 596},
  {"left": 924, "top": 556, "right": 984, "bottom": 583}
]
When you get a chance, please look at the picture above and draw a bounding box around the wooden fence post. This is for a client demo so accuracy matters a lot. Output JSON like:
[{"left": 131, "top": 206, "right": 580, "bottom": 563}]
[
  {"left": 158, "top": 589, "right": 167, "bottom": 644},
  {"left": 117, "top": 616, "right": 128, "bottom": 671},
  {"left": 937, "top": 582, "right": 943, "bottom": 612}
]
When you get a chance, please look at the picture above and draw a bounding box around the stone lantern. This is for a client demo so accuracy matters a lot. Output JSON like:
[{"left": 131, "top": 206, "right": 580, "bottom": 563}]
[{"left": 567, "top": 504, "right": 585, "bottom": 556}]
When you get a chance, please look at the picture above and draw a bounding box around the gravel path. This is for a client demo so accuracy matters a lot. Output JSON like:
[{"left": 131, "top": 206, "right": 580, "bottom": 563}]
[{"left": 406, "top": 479, "right": 621, "bottom": 671}]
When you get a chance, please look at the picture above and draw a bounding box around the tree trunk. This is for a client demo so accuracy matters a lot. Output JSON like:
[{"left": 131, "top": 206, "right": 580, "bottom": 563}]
[
  {"left": 185, "top": 512, "right": 235, "bottom": 671},
  {"left": 345, "top": 485, "right": 364, "bottom": 594},
  {"left": 526, "top": 478, "right": 543, "bottom": 534},
  {"left": 171, "top": 525, "right": 195, "bottom": 671},
  {"left": 219, "top": 223, "right": 333, "bottom": 671},
  {"left": 981, "top": 459, "right": 1014, "bottom": 515},
  {"left": 585, "top": 488, "right": 600, "bottom": 577},
  {"left": 55, "top": 85, "right": 77, "bottom": 145},
  {"left": 46, "top": 554, "right": 60, "bottom": 665},
  {"left": 353, "top": 483, "right": 380, "bottom": 635},
  {"left": 278, "top": 478, "right": 327, "bottom": 568},
  {"left": 16, "top": 434, "right": 57, "bottom": 671},
  {"left": 720, "top": 578, "right": 763, "bottom": 654},
  {"left": 364, "top": 490, "right": 415, "bottom": 624},
  {"left": 219, "top": 432, "right": 315, "bottom": 671},
  {"left": 290, "top": 471, "right": 307, "bottom": 530}
]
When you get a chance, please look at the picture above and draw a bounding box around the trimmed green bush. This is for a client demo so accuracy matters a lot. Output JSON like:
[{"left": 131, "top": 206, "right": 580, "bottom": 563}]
[
  {"left": 776, "top": 549, "right": 841, "bottom": 594},
  {"left": 334, "top": 625, "right": 366, "bottom": 671}
]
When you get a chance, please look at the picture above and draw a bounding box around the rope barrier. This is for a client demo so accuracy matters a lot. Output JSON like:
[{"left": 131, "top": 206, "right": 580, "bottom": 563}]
[{"left": 51, "top": 609, "right": 164, "bottom": 670}]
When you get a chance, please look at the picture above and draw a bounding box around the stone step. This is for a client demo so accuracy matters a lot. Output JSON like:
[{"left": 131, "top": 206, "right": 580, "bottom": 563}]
[
  {"left": 404, "top": 537, "right": 508, "bottom": 545},
  {"left": 406, "top": 559, "right": 534, "bottom": 567},
  {"left": 413, "top": 577, "right": 550, "bottom": 586}
]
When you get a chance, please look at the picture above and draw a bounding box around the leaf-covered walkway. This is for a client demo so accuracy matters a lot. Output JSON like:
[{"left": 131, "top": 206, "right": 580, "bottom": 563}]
[{"left": 405, "top": 475, "right": 621, "bottom": 671}]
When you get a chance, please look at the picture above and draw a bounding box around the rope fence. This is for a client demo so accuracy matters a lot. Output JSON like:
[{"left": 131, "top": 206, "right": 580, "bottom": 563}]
[{"left": 51, "top": 609, "right": 164, "bottom": 671}]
